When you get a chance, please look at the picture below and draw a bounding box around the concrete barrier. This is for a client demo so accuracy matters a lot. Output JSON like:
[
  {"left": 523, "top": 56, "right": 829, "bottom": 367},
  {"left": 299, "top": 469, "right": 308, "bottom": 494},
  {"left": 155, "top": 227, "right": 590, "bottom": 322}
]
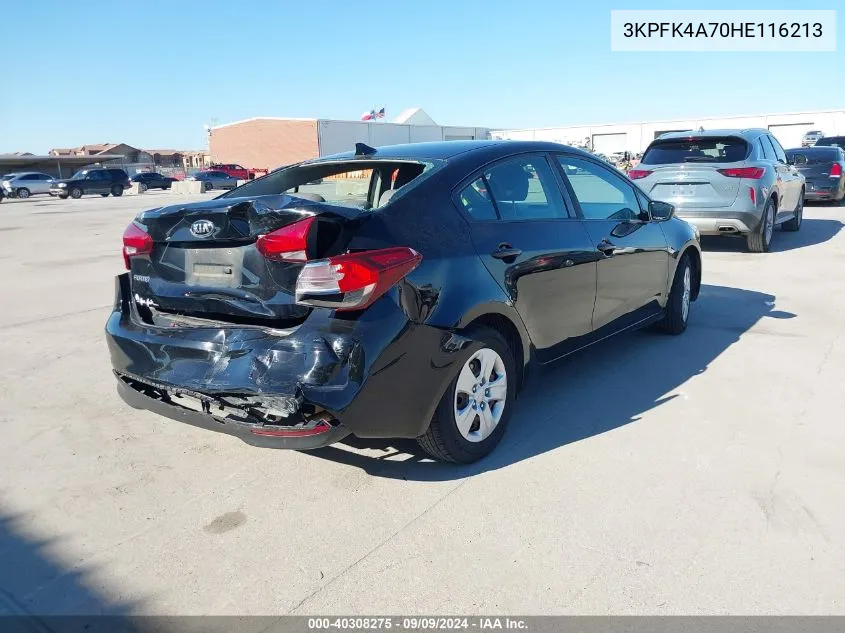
[
  {"left": 237, "top": 179, "right": 248, "bottom": 187},
  {"left": 171, "top": 180, "right": 205, "bottom": 194}
]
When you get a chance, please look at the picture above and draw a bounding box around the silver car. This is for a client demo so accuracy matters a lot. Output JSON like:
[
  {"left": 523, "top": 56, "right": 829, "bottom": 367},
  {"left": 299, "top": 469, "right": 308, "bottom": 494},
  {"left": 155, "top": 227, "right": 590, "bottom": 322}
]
[
  {"left": 630, "top": 129, "right": 805, "bottom": 252},
  {"left": 1, "top": 172, "right": 56, "bottom": 199}
]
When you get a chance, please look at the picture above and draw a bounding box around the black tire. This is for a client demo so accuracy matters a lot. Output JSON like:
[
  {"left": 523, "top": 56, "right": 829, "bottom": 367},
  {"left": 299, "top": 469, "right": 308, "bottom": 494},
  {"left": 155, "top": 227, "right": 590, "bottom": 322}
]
[
  {"left": 417, "top": 326, "right": 516, "bottom": 463},
  {"left": 746, "top": 197, "right": 775, "bottom": 253},
  {"left": 138, "top": 183, "right": 148, "bottom": 193},
  {"left": 100, "top": 193, "right": 109, "bottom": 197},
  {"left": 161, "top": 186, "right": 169, "bottom": 190},
  {"left": 17, "top": 188, "right": 30, "bottom": 199},
  {"left": 202, "top": 181, "right": 212, "bottom": 192},
  {"left": 782, "top": 189, "right": 803, "bottom": 232},
  {"left": 69, "top": 187, "right": 83, "bottom": 199},
  {"left": 657, "top": 254, "right": 692, "bottom": 335},
  {"left": 58, "top": 194, "right": 68, "bottom": 199},
  {"left": 111, "top": 185, "right": 123, "bottom": 197}
]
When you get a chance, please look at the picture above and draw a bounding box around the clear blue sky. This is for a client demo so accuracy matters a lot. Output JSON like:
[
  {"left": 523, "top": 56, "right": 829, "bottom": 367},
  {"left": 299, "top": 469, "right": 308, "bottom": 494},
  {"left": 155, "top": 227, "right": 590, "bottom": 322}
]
[{"left": 1, "top": 0, "right": 841, "bottom": 153}]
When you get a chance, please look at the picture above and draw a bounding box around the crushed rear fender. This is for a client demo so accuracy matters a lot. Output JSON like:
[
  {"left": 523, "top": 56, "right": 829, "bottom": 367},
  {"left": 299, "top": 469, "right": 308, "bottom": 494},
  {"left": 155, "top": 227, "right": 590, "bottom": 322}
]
[{"left": 106, "top": 274, "right": 482, "bottom": 444}]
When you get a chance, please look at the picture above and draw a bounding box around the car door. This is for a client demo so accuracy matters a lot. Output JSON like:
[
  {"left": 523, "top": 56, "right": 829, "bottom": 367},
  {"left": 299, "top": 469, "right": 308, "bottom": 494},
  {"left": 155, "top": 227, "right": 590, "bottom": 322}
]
[
  {"left": 85, "top": 171, "right": 106, "bottom": 194},
  {"left": 555, "top": 154, "right": 671, "bottom": 332},
  {"left": 767, "top": 135, "right": 801, "bottom": 213},
  {"left": 458, "top": 153, "right": 598, "bottom": 359},
  {"left": 34, "top": 174, "right": 53, "bottom": 194}
]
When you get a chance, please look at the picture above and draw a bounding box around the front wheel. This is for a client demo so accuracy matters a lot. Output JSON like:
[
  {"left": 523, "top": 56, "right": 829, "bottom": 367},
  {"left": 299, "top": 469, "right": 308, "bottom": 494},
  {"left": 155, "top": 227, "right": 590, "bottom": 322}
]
[
  {"left": 417, "top": 326, "right": 516, "bottom": 463},
  {"left": 202, "top": 181, "right": 212, "bottom": 192},
  {"left": 747, "top": 198, "right": 775, "bottom": 252},
  {"left": 138, "top": 183, "right": 148, "bottom": 193},
  {"left": 657, "top": 255, "right": 692, "bottom": 335},
  {"left": 17, "top": 188, "right": 30, "bottom": 199},
  {"left": 69, "top": 187, "right": 83, "bottom": 199},
  {"left": 100, "top": 193, "right": 109, "bottom": 197},
  {"left": 782, "top": 190, "right": 803, "bottom": 232}
]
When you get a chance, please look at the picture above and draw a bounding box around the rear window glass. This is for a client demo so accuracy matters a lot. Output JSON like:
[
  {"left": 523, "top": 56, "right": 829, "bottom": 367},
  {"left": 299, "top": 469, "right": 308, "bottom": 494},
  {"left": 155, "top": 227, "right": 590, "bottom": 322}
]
[
  {"left": 816, "top": 137, "right": 845, "bottom": 147},
  {"left": 221, "top": 160, "right": 435, "bottom": 210},
  {"left": 787, "top": 148, "right": 842, "bottom": 164},
  {"left": 641, "top": 137, "right": 749, "bottom": 165}
]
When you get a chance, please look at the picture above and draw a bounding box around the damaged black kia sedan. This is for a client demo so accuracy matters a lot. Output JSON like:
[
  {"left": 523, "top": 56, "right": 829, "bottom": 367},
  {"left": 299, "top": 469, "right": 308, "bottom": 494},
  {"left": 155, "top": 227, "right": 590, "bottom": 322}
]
[{"left": 106, "top": 141, "right": 701, "bottom": 463}]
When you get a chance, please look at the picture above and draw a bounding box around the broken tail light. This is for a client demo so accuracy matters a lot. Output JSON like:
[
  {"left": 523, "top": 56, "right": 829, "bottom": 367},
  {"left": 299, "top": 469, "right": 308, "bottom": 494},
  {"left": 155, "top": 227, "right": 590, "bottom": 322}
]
[
  {"left": 296, "top": 247, "right": 422, "bottom": 311},
  {"left": 717, "top": 167, "right": 765, "bottom": 179},
  {"left": 123, "top": 222, "right": 153, "bottom": 269},
  {"left": 256, "top": 216, "right": 315, "bottom": 262}
]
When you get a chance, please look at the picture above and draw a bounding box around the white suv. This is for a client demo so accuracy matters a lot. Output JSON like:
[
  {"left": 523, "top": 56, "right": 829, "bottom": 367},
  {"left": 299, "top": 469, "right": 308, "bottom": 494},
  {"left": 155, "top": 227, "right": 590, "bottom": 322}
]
[{"left": 1, "top": 172, "right": 56, "bottom": 199}]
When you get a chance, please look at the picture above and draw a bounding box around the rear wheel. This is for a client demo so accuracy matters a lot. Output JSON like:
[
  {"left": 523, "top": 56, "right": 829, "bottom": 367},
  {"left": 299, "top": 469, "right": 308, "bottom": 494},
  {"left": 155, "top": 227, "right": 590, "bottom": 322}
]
[
  {"left": 138, "top": 183, "right": 148, "bottom": 193},
  {"left": 111, "top": 185, "right": 123, "bottom": 197},
  {"left": 17, "top": 188, "right": 30, "bottom": 199},
  {"left": 417, "top": 326, "right": 516, "bottom": 463},
  {"left": 100, "top": 193, "right": 109, "bottom": 197},
  {"left": 747, "top": 197, "right": 775, "bottom": 252},
  {"left": 69, "top": 187, "right": 83, "bottom": 199},
  {"left": 782, "top": 189, "right": 803, "bottom": 232},
  {"left": 202, "top": 181, "right": 212, "bottom": 192},
  {"left": 657, "top": 254, "right": 692, "bottom": 335}
]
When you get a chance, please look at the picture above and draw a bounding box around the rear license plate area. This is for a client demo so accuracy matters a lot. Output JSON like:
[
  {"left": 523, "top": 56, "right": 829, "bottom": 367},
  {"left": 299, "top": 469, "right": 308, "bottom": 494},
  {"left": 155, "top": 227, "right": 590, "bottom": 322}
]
[
  {"left": 670, "top": 185, "right": 697, "bottom": 197},
  {"left": 184, "top": 248, "right": 243, "bottom": 288}
]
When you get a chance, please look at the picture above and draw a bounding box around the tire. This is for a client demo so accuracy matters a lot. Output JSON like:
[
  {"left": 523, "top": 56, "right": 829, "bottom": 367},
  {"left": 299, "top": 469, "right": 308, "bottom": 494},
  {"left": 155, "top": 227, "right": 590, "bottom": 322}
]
[
  {"left": 417, "top": 326, "right": 516, "bottom": 463},
  {"left": 58, "top": 194, "right": 68, "bottom": 199},
  {"left": 161, "top": 186, "right": 168, "bottom": 190},
  {"left": 111, "top": 185, "right": 123, "bottom": 197},
  {"left": 138, "top": 183, "right": 148, "bottom": 193},
  {"left": 202, "top": 181, "right": 212, "bottom": 192},
  {"left": 69, "top": 187, "right": 83, "bottom": 199},
  {"left": 17, "top": 188, "right": 30, "bottom": 199},
  {"left": 100, "top": 193, "right": 109, "bottom": 197},
  {"left": 782, "top": 189, "right": 803, "bottom": 232},
  {"left": 657, "top": 254, "right": 692, "bottom": 335},
  {"left": 746, "top": 197, "right": 775, "bottom": 252}
]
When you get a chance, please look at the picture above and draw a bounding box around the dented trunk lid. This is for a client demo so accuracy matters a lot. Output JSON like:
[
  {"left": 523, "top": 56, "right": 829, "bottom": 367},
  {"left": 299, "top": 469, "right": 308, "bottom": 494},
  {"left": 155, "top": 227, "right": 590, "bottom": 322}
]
[{"left": 129, "top": 194, "right": 365, "bottom": 324}]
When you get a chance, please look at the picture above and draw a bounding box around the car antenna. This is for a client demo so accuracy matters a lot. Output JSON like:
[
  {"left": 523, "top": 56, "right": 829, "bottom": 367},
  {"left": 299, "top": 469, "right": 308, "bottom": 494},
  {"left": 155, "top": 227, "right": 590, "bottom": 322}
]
[{"left": 355, "top": 143, "right": 377, "bottom": 156}]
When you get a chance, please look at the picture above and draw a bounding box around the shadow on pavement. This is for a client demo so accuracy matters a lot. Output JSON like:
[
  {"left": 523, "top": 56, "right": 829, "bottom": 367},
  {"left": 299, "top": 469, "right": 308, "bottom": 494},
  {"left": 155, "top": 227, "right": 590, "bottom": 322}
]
[
  {"left": 308, "top": 284, "right": 793, "bottom": 481},
  {"left": 0, "top": 508, "right": 143, "bottom": 622},
  {"left": 700, "top": 218, "right": 843, "bottom": 253}
]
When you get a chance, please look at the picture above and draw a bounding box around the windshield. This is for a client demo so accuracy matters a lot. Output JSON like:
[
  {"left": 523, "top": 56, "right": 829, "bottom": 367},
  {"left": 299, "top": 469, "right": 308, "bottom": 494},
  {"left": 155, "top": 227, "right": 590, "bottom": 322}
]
[
  {"left": 642, "top": 137, "right": 749, "bottom": 165},
  {"left": 71, "top": 170, "right": 88, "bottom": 179},
  {"left": 219, "top": 159, "right": 436, "bottom": 209}
]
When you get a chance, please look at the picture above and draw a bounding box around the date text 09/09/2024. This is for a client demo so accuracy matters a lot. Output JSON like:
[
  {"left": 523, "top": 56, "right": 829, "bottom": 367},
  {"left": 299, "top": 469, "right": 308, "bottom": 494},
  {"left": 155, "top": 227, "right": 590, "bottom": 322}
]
[
  {"left": 307, "top": 617, "right": 528, "bottom": 630},
  {"left": 622, "top": 22, "right": 823, "bottom": 38}
]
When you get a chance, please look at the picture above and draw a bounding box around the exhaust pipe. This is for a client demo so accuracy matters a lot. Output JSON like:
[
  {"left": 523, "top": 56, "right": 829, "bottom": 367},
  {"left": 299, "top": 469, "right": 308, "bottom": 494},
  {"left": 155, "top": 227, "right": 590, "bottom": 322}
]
[{"left": 717, "top": 225, "right": 738, "bottom": 233}]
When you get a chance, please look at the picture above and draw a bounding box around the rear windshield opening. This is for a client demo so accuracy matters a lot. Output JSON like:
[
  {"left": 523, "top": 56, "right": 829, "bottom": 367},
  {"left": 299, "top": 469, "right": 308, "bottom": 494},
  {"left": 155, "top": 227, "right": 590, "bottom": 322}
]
[
  {"left": 220, "top": 159, "right": 433, "bottom": 210},
  {"left": 642, "top": 137, "right": 750, "bottom": 165},
  {"left": 786, "top": 148, "right": 842, "bottom": 164}
]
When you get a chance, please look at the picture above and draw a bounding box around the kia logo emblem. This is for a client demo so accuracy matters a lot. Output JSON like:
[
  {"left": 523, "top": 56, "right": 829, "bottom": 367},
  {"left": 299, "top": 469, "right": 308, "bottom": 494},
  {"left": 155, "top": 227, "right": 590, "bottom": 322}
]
[{"left": 190, "top": 219, "right": 215, "bottom": 238}]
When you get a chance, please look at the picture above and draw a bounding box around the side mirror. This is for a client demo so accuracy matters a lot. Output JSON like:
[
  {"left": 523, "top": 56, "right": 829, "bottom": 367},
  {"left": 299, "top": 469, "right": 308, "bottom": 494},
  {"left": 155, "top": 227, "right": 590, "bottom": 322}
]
[{"left": 649, "top": 200, "right": 675, "bottom": 221}]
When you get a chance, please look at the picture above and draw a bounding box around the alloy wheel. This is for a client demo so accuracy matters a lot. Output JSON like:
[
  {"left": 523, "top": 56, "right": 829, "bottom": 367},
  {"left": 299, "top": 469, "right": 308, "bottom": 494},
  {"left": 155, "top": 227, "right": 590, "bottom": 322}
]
[
  {"left": 764, "top": 203, "right": 774, "bottom": 245},
  {"left": 681, "top": 264, "right": 691, "bottom": 323},
  {"left": 453, "top": 348, "right": 507, "bottom": 443}
]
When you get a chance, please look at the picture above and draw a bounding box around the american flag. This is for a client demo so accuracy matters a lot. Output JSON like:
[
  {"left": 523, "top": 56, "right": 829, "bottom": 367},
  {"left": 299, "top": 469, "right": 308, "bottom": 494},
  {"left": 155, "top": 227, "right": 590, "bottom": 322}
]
[{"left": 361, "top": 107, "right": 386, "bottom": 121}]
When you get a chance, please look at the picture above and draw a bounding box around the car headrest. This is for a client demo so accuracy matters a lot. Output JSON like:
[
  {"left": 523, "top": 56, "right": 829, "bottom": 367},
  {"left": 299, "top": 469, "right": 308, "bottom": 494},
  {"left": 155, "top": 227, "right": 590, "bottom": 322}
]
[
  {"left": 378, "top": 189, "right": 397, "bottom": 207},
  {"left": 488, "top": 164, "right": 529, "bottom": 202}
]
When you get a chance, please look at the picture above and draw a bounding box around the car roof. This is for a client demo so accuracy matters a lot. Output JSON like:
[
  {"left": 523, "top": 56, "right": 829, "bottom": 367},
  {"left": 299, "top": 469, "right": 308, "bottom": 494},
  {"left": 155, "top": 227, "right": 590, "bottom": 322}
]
[
  {"left": 655, "top": 128, "right": 769, "bottom": 141},
  {"left": 313, "top": 139, "right": 593, "bottom": 163}
]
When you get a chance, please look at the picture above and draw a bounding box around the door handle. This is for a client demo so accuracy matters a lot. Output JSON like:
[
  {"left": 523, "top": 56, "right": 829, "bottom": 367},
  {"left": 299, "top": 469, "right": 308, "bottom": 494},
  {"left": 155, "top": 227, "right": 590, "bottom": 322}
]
[
  {"left": 597, "top": 239, "right": 616, "bottom": 256},
  {"left": 491, "top": 243, "right": 522, "bottom": 260}
]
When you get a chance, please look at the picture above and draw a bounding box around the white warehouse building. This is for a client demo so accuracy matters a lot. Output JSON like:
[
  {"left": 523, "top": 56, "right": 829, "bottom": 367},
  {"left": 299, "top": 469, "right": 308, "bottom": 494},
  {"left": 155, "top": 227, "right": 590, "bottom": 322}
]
[{"left": 493, "top": 109, "right": 845, "bottom": 154}]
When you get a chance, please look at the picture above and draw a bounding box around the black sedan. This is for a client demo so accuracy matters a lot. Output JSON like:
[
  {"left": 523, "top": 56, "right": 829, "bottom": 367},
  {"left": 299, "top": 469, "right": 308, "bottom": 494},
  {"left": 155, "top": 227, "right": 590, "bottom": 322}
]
[
  {"left": 131, "top": 172, "right": 178, "bottom": 192},
  {"left": 786, "top": 146, "right": 845, "bottom": 203},
  {"left": 107, "top": 141, "right": 701, "bottom": 463}
]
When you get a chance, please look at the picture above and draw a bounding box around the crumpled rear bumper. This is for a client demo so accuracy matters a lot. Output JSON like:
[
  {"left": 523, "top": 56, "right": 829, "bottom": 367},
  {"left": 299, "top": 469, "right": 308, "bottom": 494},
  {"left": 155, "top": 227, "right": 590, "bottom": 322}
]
[{"left": 105, "top": 274, "right": 476, "bottom": 448}]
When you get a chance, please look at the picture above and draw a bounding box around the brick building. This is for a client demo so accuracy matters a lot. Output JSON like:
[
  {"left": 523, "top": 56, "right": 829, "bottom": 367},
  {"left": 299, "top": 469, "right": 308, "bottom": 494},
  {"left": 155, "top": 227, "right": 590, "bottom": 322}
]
[{"left": 209, "top": 110, "right": 490, "bottom": 172}]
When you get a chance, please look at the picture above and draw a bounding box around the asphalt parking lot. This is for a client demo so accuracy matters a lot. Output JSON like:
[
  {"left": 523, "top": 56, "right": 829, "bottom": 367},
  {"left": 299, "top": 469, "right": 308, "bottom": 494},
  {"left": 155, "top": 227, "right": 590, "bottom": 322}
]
[{"left": 1, "top": 191, "right": 844, "bottom": 616}]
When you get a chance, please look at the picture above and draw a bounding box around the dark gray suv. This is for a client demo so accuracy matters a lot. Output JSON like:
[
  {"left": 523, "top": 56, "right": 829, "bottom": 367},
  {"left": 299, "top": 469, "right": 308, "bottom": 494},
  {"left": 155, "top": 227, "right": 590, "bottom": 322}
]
[{"left": 629, "top": 129, "right": 805, "bottom": 252}]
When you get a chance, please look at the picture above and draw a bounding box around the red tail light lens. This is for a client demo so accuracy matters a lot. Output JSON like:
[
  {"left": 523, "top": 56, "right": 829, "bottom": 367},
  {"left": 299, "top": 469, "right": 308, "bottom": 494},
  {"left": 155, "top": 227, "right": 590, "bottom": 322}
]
[
  {"left": 717, "top": 167, "right": 765, "bottom": 179},
  {"left": 296, "top": 247, "right": 422, "bottom": 311},
  {"left": 748, "top": 186, "right": 756, "bottom": 205},
  {"left": 256, "top": 216, "right": 315, "bottom": 262},
  {"left": 122, "top": 222, "right": 153, "bottom": 269},
  {"left": 829, "top": 163, "right": 842, "bottom": 178},
  {"left": 627, "top": 169, "right": 652, "bottom": 180}
]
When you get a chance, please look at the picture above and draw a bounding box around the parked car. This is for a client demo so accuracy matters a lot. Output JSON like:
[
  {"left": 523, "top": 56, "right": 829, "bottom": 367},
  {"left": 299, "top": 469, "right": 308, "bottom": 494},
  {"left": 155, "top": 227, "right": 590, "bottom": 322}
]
[
  {"left": 131, "top": 172, "right": 178, "bottom": 192},
  {"left": 801, "top": 130, "right": 825, "bottom": 147},
  {"left": 1, "top": 172, "right": 56, "bottom": 198},
  {"left": 188, "top": 170, "right": 239, "bottom": 191},
  {"left": 107, "top": 140, "right": 701, "bottom": 463},
  {"left": 814, "top": 136, "right": 845, "bottom": 149},
  {"left": 50, "top": 168, "right": 131, "bottom": 199},
  {"left": 629, "top": 129, "right": 805, "bottom": 252},
  {"left": 209, "top": 163, "right": 251, "bottom": 180},
  {"left": 786, "top": 146, "right": 845, "bottom": 203}
]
